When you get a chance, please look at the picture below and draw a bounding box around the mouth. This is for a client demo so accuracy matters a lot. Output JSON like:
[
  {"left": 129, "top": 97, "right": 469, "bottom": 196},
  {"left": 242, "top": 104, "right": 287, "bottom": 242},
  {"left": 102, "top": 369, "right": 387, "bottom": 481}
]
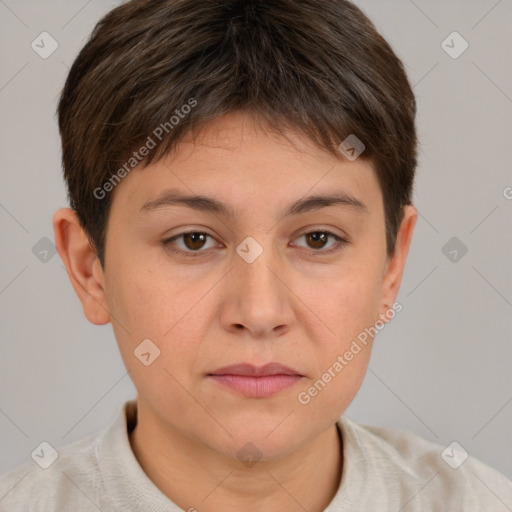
[{"left": 207, "top": 363, "right": 304, "bottom": 398}]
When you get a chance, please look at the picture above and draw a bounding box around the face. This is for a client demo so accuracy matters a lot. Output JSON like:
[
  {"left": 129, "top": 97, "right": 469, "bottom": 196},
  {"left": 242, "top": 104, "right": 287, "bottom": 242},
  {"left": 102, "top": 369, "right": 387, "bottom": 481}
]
[{"left": 85, "top": 111, "right": 412, "bottom": 460}]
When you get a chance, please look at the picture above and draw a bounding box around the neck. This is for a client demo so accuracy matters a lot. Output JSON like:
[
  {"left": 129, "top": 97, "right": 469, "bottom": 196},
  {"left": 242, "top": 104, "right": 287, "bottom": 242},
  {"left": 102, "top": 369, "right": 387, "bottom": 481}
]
[{"left": 129, "top": 401, "right": 343, "bottom": 512}]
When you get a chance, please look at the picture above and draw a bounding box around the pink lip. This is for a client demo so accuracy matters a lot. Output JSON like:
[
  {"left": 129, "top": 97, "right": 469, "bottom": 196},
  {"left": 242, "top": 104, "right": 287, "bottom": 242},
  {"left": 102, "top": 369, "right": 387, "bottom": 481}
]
[{"left": 208, "top": 363, "right": 304, "bottom": 398}]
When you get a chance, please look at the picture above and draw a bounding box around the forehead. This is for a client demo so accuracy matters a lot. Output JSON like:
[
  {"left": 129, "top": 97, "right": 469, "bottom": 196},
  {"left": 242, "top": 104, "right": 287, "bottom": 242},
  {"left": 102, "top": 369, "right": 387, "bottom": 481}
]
[
  {"left": 169, "top": 111, "right": 343, "bottom": 166},
  {"left": 110, "top": 111, "right": 382, "bottom": 221}
]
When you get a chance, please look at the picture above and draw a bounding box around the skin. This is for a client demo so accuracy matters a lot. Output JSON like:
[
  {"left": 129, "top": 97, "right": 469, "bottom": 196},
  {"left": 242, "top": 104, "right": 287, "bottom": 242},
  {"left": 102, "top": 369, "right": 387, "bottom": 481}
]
[{"left": 54, "top": 110, "right": 417, "bottom": 512}]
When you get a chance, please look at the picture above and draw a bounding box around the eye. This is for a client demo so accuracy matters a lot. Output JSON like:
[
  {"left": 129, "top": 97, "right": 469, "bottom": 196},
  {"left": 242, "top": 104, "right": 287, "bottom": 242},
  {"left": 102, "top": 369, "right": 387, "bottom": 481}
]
[
  {"left": 163, "top": 231, "right": 219, "bottom": 257},
  {"left": 292, "top": 230, "right": 348, "bottom": 254},
  {"left": 162, "top": 229, "right": 349, "bottom": 258}
]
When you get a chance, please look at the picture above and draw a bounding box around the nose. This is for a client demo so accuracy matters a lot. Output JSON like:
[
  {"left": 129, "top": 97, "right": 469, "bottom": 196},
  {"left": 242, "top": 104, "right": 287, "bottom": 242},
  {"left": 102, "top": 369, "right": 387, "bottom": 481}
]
[{"left": 220, "top": 241, "right": 295, "bottom": 339}]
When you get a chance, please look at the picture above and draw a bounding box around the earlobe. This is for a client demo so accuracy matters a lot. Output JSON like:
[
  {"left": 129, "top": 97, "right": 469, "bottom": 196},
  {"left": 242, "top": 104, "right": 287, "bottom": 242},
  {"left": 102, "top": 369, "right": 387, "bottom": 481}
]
[
  {"left": 377, "top": 205, "right": 417, "bottom": 321},
  {"left": 53, "top": 208, "right": 111, "bottom": 325}
]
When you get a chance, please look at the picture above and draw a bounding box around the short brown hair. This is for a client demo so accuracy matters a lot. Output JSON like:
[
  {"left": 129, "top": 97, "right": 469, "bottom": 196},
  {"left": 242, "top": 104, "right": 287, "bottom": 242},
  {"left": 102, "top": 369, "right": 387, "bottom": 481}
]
[{"left": 57, "top": 0, "right": 417, "bottom": 266}]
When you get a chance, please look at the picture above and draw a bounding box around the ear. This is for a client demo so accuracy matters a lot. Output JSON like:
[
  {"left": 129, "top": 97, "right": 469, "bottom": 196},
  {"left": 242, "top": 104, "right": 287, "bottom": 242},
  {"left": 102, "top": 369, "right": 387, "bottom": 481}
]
[
  {"left": 53, "top": 207, "right": 111, "bottom": 325},
  {"left": 377, "top": 204, "right": 417, "bottom": 321}
]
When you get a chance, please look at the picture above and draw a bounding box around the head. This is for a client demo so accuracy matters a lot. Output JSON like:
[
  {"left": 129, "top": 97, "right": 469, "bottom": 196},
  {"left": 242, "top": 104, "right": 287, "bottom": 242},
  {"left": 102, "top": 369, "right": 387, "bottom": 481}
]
[{"left": 54, "top": 0, "right": 418, "bottom": 460}]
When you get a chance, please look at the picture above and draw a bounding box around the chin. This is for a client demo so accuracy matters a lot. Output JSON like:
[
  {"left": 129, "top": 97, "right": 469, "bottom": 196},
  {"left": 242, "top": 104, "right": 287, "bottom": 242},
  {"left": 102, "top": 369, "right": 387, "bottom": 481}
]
[{"left": 203, "top": 419, "right": 307, "bottom": 462}]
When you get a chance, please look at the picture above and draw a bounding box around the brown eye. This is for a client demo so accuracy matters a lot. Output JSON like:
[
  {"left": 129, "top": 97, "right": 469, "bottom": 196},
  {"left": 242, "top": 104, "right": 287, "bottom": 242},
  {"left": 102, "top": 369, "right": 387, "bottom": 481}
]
[
  {"left": 305, "top": 232, "right": 329, "bottom": 249},
  {"left": 293, "top": 230, "right": 348, "bottom": 254},
  {"left": 163, "top": 231, "right": 218, "bottom": 256},
  {"left": 182, "top": 232, "right": 208, "bottom": 250}
]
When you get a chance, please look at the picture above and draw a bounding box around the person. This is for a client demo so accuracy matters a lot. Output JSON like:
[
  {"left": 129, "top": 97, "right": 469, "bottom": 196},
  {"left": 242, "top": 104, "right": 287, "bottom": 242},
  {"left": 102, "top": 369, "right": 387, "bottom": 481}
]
[{"left": 1, "top": 0, "right": 511, "bottom": 510}]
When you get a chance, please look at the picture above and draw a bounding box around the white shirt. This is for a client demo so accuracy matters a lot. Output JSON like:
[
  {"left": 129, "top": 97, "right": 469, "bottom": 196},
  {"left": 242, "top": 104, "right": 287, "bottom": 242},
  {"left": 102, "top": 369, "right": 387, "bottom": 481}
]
[{"left": 1, "top": 400, "right": 511, "bottom": 511}]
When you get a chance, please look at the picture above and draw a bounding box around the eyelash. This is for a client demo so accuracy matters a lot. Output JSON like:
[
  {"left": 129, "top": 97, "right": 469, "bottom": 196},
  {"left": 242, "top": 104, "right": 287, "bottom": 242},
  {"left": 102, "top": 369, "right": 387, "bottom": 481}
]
[{"left": 162, "top": 230, "right": 349, "bottom": 258}]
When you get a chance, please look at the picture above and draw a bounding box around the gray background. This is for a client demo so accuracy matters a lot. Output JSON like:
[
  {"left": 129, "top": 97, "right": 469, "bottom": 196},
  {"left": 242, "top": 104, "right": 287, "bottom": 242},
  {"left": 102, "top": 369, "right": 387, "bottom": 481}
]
[{"left": 1, "top": 0, "right": 511, "bottom": 482}]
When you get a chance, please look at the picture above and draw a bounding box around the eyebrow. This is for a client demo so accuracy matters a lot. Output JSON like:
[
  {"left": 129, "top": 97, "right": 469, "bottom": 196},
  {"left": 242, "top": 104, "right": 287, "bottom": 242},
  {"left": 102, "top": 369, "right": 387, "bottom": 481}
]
[{"left": 140, "top": 188, "right": 368, "bottom": 218}]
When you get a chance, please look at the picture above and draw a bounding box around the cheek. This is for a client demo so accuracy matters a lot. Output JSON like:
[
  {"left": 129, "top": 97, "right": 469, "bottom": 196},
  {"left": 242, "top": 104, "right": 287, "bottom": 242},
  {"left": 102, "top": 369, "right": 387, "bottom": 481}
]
[
  {"left": 105, "top": 267, "right": 208, "bottom": 410},
  {"left": 307, "top": 265, "right": 383, "bottom": 349},
  {"left": 300, "top": 356, "right": 371, "bottom": 428},
  {"left": 106, "top": 262, "right": 214, "bottom": 372},
  {"left": 295, "top": 276, "right": 378, "bottom": 422},
  {"left": 106, "top": 256, "right": 186, "bottom": 336},
  {"left": 295, "top": 259, "right": 382, "bottom": 405}
]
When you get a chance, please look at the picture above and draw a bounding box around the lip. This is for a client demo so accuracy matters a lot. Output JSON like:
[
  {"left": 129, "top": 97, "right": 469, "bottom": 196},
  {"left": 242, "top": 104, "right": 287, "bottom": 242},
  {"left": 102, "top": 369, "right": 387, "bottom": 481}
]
[
  {"left": 209, "top": 363, "right": 302, "bottom": 377},
  {"left": 208, "top": 363, "right": 304, "bottom": 398}
]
